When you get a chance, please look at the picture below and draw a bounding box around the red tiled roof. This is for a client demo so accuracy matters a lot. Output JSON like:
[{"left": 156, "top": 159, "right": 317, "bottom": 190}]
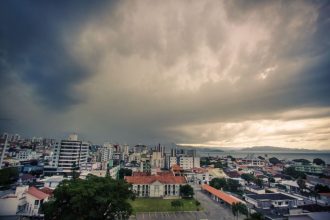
[
  {"left": 157, "top": 171, "right": 173, "bottom": 176},
  {"left": 125, "top": 175, "right": 186, "bottom": 184},
  {"left": 132, "top": 171, "right": 149, "bottom": 176},
  {"left": 201, "top": 184, "right": 244, "bottom": 205},
  {"left": 26, "top": 187, "right": 49, "bottom": 200},
  {"left": 225, "top": 171, "right": 241, "bottom": 178},
  {"left": 40, "top": 187, "right": 54, "bottom": 195}
]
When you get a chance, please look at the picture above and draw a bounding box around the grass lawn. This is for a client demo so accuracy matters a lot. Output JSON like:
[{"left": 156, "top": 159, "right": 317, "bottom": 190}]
[{"left": 129, "top": 198, "right": 202, "bottom": 213}]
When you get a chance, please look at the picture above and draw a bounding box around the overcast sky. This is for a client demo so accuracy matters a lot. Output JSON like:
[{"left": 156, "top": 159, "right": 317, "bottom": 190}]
[{"left": 0, "top": 0, "right": 330, "bottom": 149}]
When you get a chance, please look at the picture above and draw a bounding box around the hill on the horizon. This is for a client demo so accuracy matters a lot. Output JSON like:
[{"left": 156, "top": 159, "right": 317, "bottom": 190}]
[{"left": 239, "top": 146, "right": 319, "bottom": 152}]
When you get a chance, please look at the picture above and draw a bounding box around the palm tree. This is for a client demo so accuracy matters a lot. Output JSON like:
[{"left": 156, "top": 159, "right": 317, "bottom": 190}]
[
  {"left": 232, "top": 202, "right": 248, "bottom": 220},
  {"left": 297, "top": 178, "right": 306, "bottom": 192}
]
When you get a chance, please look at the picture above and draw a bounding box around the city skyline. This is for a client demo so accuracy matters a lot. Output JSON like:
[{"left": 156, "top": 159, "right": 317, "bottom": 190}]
[{"left": 1, "top": 0, "right": 330, "bottom": 149}]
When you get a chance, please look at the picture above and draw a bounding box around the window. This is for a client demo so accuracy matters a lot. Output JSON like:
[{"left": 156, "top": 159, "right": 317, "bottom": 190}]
[
  {"left": 34, "top": 200, "right": 39, "bottom": 205},
  {"left": 278, "top": 202, "right": 282, "bottom": 205}
]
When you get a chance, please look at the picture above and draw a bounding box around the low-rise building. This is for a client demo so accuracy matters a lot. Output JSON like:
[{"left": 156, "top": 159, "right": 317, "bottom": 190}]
[
  {"left": 24, "top": 186, "right": 49, "bottom": 216},
  {"left": 125, "top": 173, "right": 187, "bottom": 198},
  {"left": 245, "top": 193, "right": 298, "bottom": 209},
  {"left": 0, "top": 186, "right": 49, "bottom": 218},
  {"left": 294, "top": 164, "right": 324, "bottom": 174},
  {"left": 319, "top": 193, "right": 330, "bottom": 206}
]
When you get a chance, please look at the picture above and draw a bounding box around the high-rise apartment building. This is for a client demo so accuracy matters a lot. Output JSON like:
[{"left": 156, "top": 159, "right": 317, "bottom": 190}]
[
  {"left": 0, "top": 137, "right": 8, "bottom": 169},
  {"left": 100, "top": 143, "right": 114, "bottom": 162},
  {"left": 51, "top": 134, "right": 89, "bottom": 173}
]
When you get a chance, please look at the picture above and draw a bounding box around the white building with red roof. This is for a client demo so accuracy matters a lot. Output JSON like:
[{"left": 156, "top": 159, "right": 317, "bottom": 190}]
[
  {"left": 0, "top": 185, "right": 50, "bottom": 218},
  {"left": 125, "top": 173, "right": 187, "bottom": 198},
  {"left": 25, "top": 186, "right": 49, "bottom": 216}
]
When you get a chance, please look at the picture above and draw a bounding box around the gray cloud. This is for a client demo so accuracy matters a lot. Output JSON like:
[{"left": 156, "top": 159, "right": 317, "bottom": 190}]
[{"left": 0, "top": 0, "right": 329, "bottom": 149}]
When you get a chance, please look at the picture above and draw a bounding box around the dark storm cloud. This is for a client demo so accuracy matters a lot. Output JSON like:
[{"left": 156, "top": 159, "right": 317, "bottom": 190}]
[
  {"left": 0, "top": 0, "right": 112, "bottom": 108},
  {"left": 0, "top": 0, "right": 329, "bottom": 149}
]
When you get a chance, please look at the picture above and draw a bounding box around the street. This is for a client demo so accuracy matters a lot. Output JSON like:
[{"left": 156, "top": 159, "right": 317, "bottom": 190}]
[{"left": 194, "top": 185, "right": 243, "bottom": 220}]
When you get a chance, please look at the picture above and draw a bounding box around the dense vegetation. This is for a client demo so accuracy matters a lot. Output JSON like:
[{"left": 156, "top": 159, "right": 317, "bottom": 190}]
[
  {"left": 200, "top": 157, "right": 227, "bottom": 168},
  {"left": 0, "top": 167, "right": 19, "bottom": 187},
  {"left": 313, "top": 158, "right": 325, "bottom": 166},
  {"left": 179, "top": 184, "right": 194, "bottom": 198},
  {"left": 232, "top": 202, "right": 248, "bottom": 219},
  {"left": 292, "top": 159, "right": 310, "bottom": 165},
  {"left": 283, "top": 166, "right": 306, "bottom": 179},
  {"left": 118, "top": 168, "right": 133, "bottom": 179},
  {"left": 209, "top": 178, "right": 241, "bottom": 193},
  {"left": 268, "top": 157, "right": 281, "bottom": 165},
  {"left": 42, "top": 175, "right": 134, "bottom": 220}
]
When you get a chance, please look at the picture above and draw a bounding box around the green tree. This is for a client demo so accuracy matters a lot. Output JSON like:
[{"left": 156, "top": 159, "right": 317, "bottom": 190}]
[
  {"left": 245, "top": 212, "right": 264, "bottom": 220},
  {"left": 200, "top": 157, "right": 211, "bottom": 166},
  {"left": 118, "top": 168, "right": 133, "bottom": 180},
  {"left": 0, "top": 167, "right": 19, "bottom": 187},
  {"left": 42, "top": 175, "right": 134, "bottom": 220},
  {"left": 209, "top": 178, "right": 227, "bottom": 190},
  {"left": 225, "top": 179, "right": 241, "bottom": 193},
  {"left": 71, "top": 162, "right": 80, "bottom": 180},
  {"left": 297, "top": 178, "right": 306, "bottom": 192},
  {"left": 313, "top": 158, "right": 325, "bottom": 166},
  {"left": 292, "top": 159, "right": 310, "bottom": 165},
  {"left": 179, "top": 184, "right": 194, "bottom": 198},
  {"left": 283, "top": 166, "right": 306, "bottom": 179},
  {"left": 315, "top": 184, "right": 330, "bottom": 193},
  {"left": 241, "top": 174, "right": 256, "bottom": 184},
  {"left": 269, "top": 157, "right": 281, "bottom": 165},
  {"left": 268, "top": 177, "right": 275, "bottom": 183},
  {"left": 308, "top": 187, "right": 320, "bottom": 205},
  {"left": 255, "top": 178, "right": 264, "bottom": 188},
  {"left": 171, "top": 200, "right": 183, "bottom": 209},
  {"left": 214, "top": 161, "right": 224, "bottom": 168},
  {"left": 232, "top": 202, "right": 248, "bottom": 220}
]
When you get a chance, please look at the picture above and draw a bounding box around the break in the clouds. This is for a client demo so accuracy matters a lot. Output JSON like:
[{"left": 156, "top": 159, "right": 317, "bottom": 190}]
[{"left": 0, "top": 0, "right": 329, "bottom": 149}]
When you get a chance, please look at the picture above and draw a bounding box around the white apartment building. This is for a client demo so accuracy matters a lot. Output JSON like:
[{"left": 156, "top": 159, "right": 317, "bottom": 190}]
[
  {"left": 51, "top": 134, "right": 89, "bottom": 173},
  {"left": 15, "top": 150, "right": 40, "bottom": 161},
  {"left": 165, "top": 155, "right": 200, "bottom": 170},
  {"left": 168, "top": 156, "right": 177, "bottom": 169},
  {"left": 151, "top": 151, "right": 164, "bottom": 169},
  {"left": 100, "top": 143, "right": 114, "bottom": 162},
  {"left": 0, "top": 138, "right": 8, "bottom": 169},
  {"left": 179, "top": 156, "right": 200, "bottom": 170},
  {"left": 129, "top": 153, "right": 142, "bottom": 163}
]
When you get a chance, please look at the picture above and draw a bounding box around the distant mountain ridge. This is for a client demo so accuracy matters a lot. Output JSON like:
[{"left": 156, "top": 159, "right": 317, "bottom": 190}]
[
  {"left": 239, "top": 146, "right": 322, "bottom": 152},
  {"left": 176, "top": 144, "right": 224, "bottom": 152},
  {"left": 175, "top": 144, "right": 328, "bottom": 153}
]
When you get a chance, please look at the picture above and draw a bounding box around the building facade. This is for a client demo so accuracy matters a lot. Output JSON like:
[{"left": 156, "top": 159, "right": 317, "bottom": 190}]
[
  {"left": 294, "top": 164, "right": 324, "bottom": 174},
  {"left": 125, "top": 174, "right": 187, "bottom": 198},
  {"left": 51, "top": 134, "right": 90, "bottom": 173}
]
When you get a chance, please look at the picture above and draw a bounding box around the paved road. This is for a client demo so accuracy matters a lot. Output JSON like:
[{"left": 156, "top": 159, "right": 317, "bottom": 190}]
[{"left": 194, "top": 185, "right": 244, "bottom": 220}]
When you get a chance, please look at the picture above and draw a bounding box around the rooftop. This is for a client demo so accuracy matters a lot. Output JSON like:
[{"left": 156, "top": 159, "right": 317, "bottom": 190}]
[
  {"left": 246, "top": 193, "right": 297, "bottom": 201},
  {"left": 202, "top": 184, "right": 244, "bottom": 205},
  {"left": 26, "top": 186, "right": 49, "bottom": 200},
  {"left": 39, "top": 187, "right": 54, "bottom": 195},
  {"left": 125, "top": 174, "right": 186, "bottom": 184}
]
